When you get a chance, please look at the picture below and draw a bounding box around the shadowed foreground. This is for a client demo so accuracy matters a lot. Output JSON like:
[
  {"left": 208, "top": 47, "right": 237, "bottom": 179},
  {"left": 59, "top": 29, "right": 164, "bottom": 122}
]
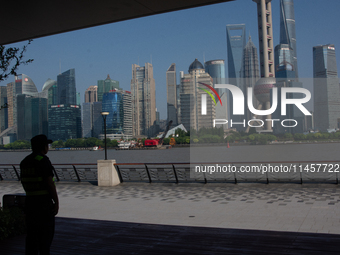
[{"left": 1, "top": 217, "right": 340, "bottom": 255}]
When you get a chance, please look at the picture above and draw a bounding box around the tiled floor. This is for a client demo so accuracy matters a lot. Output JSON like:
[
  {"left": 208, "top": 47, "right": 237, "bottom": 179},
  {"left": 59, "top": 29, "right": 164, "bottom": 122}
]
[{"left": 1, "top": 181, "right": 340, "bottom": 234}]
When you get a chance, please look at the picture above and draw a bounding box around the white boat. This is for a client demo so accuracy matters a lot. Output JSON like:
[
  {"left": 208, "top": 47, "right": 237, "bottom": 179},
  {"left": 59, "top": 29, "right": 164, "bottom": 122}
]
[
  {"left": 118, "top": 141, "right": 135, "bottom": 149},
  {"left": 90, "top": 146, "right": 103, "bottom": 151}
]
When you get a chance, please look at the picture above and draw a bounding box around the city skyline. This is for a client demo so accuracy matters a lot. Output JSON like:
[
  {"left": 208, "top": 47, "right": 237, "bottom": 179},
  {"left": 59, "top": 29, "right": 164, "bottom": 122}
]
[{"left": 0, "top": 0, "right": 339, "bottom": 119}]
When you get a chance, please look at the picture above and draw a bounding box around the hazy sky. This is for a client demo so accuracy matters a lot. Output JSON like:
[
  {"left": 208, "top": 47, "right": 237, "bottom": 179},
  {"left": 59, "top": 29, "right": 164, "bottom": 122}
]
[{"left": 1, "top": 0, "right": 340, "bottom": 119}]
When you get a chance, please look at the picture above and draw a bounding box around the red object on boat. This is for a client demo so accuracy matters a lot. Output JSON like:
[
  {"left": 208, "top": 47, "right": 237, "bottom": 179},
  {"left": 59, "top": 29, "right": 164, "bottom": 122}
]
[{"left": 144, "top": 139, "right": 160, "bottom": 147}]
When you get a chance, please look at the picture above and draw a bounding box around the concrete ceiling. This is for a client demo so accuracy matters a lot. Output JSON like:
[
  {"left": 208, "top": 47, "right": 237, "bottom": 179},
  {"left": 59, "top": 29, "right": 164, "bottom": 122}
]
[{"left": 1, "top": 0, "right": 233, "bottom": 45}]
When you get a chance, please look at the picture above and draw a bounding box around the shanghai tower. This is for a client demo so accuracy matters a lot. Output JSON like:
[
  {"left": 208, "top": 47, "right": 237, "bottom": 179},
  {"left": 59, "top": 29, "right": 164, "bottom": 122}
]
[{"left": 279, "top": 0, "right": 298, "bottom": 78}]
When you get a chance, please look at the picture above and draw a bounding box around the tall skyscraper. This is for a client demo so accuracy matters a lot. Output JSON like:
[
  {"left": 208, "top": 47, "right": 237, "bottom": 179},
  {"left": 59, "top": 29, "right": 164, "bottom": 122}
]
[
  {"left": 274, "top": 44, "right": 295, "bottom": 79},
  {"left": 279, "top": 0, "right": 298, "bottom": 78},
  {"left": 313, "top": 44, "right": 340, "bottom": 131},
  {"left": 131, "top": 63, "right": 156, "bottom": 137},
  {"left": 13, "top": 74, "right": 39, "bottom": 128},
  {"left": 97, "top": 75, "right": 119, "bottom": 102},
  {"left": 101, "top": 89, "right": 132, "bottom": 139},
  {"left": 48, "top": 104, "right": 82, "bottom": 141},
  {"left": 205, "top": 59, "right": 228, "bottom": 129},
  {"left": 85, "top": 85, "right": 98, "bottom": 103},
  {"left": 252, "top": 0, "right": 275, "bottom": 131},
  {"left": 179, "top": 59, "right": 215, "bottom": 131},
  {"left": 0, "top": 86, "right": 8, "bottom": 133},
  {"left": 82, "top": 101, "right": 102, "bottom": 138},
  {"left": 226, "top": 24, "right": 246, "bottom": 87},
  {"left": 6, "top": 82, "right": 14, "bottom": 128},
  {"left": 226, "top": 24, "right": 246, "bottom": 127},
  {"left": 241, "top": 36, "right": 260, "bottom": 128},
  {"left": 166, "top": 63, "right": 178, "bottom": 126},
  {"left": 17, "top": 95, "right": 48, "bottom": 140},
  {"left": 57, "top": 69, "right": 76, "bottom": 105}
]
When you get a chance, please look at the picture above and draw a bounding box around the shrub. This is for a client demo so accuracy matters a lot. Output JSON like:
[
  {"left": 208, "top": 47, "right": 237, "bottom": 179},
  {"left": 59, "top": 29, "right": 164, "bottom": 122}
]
[{"left": 0, "top": 206, "right": 26, "bottom": 240}]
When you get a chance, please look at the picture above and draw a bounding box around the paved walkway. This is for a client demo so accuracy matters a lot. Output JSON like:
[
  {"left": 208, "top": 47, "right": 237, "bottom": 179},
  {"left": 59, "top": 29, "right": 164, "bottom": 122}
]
[{"left": 1, "top": 181, "right": 340, "bottom": 234}]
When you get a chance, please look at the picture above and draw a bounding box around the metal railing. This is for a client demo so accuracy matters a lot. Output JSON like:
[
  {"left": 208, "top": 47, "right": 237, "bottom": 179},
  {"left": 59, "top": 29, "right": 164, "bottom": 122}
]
[
  {"left": 1, "top": 161, "right": 339, "bottom": 184},
  {"left": 0, "top": 164, "right": 97, "bottom": 182}
]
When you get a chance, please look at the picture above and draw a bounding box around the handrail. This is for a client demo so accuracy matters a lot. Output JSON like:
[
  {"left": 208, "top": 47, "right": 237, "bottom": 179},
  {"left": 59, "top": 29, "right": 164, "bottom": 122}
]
[{"left": 0, "top": 161, "right": 339, "bottom": 184}]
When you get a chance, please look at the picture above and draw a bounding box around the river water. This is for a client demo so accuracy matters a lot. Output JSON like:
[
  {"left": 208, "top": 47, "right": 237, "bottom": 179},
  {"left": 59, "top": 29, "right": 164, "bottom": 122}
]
[{"left": 0, "top": 143, "right": 339, "bottom": 164}]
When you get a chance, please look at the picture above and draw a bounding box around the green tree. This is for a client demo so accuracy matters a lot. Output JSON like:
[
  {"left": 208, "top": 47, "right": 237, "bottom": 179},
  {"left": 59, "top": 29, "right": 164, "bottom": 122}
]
[
  {"left": 110, "top": 139, "right": 118, "bottom": 147},
  {"left": 85, "top": 137, "right": 98, "bottom": 147},
  {"left": 284, "top": 133, "right": 293, "bottom": 140},
  {"left": 0, "top": 40, "right": 34, "bottom": 82},
  {"left": 65, "top": 139, "right": 76, "bottom": 148}
]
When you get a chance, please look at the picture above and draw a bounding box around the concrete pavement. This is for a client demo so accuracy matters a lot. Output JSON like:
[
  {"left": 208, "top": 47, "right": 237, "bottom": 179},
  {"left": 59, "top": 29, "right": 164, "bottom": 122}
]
[{"left": 1, "top": 181, "right": 340, "bottom": 234}]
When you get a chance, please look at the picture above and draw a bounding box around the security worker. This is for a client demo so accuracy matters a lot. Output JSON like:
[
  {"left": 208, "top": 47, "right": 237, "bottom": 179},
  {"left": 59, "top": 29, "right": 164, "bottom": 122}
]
[{"left": 20, "top": 134, "right": 59, "bottom": 255}]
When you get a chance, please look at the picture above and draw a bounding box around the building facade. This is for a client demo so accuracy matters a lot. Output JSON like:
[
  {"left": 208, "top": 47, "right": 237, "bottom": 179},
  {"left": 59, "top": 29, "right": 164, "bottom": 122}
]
[
  {"left": 179, "top": 59, "right": 215, "bottom": 131},
  {"left": 82, "top": 101, "right": 102, "bottom": 138},
  {"left": 274, "top": 44, "right": 296, "bottom": 79},
  {"left": 48, "top": 104, "right": 82, "bottom": 141},
  {"left": 313, "top": 44, "right": 340, "bottom": 131},
  {"left": 42, "top": 78, "right": 58, "bottom": 105},
  {"left": 226, "top": 24, "right": 246, "bottom": 87},
  {"left": 97, "top": 75, "right": 119, "bottom": 102},
  {"left": 13, "top": 74, "right": 39, "bottom": 127},
  {"left": 204, "top": 59, "right": 228, "bottom": 129},
  {"left": 0, "top": 86, "right": 8, "bottom": 133},
  {"left": 84, "top": 85, "right": 98, "bottom": 103},
  {"left": 226, "top": 24, "right": 246, "bottom": 127},
  {"left": 17, "top": 94, "right": 48, "bottom": 140},
  {"left": 57, "top": 69, "right": 76, "bottom": 105},
  {"left": 241, "top": 36, "right": 260, "bottom": 129},
  {"left": 166, "top": 63, "right": 178, "bottom": 126},
  {"left": 102, "top": 89, "right": 132, "bottom": 138},
  {"left": 131, "top": 63, "right": 156, "bottom": 137},
  {"left": 279, "top": 0, "right": 298, "bottom": 78},
  {"left": 6, "top": 82, "right": 14, "bottom": 128}
]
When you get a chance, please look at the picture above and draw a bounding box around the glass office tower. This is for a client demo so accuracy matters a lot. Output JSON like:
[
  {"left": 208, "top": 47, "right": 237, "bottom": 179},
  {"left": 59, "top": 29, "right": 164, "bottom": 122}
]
[
  {"left": 17, "top": 94, "right": 48, "bottom": 140},
  {"left": 131, "top": 63, "right": 156, "bottom": 137},
  {"left": 57, "top": 69, "right": 76, "bottom": 105},
  {"left": 97, "top": 75, "right": 120, "bottom": 102},
  {"left": 48, "top": 104, "right": 81, "bottom": 141},
  {"left": 42, "top": 78, "right": 58, "bottom": 105},
  {"left": 102, "top": 90, "right": 132, "bottom": 137},
  {"left": 166, "top": 63, "right": 178, "bottom": 126},
  {"left": 313, "top": 45, "right": 340, "bottom": 131},
  {"left": 280, "top": 0, "right": 298, "bottom": 78},
  {"left": 0, "top": 86, "right": 8, "bottom": 133},
  {"left": 226, "top": 24, "right": 246, "bottom": 87},
  {"left": 226, "top": 24, "right": 246, "bottom": 128}
]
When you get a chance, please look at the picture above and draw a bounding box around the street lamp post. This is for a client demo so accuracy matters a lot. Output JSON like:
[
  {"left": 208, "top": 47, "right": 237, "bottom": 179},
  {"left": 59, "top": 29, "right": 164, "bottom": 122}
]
[{"left": 101, "top": 112, "right": 109, "bottom": 160}]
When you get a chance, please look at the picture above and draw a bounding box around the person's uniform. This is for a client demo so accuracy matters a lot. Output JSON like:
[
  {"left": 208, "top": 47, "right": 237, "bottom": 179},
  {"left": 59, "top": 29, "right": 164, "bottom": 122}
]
[{"left": 20, "top": 152, "right": 55, "bottom": 255}]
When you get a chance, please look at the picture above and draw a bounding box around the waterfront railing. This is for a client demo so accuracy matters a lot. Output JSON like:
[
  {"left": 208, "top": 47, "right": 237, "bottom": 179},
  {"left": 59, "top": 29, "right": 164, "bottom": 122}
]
[{"left": 1, "top": 161, "right": 339, "bottom": 184}]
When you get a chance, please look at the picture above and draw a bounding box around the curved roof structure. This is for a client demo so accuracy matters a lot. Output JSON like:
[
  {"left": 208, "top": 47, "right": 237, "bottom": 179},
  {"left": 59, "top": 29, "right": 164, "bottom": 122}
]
[
  {"left": 15, "top": 74, "right": 38, "bottom": 95},
  {"left": 188, "top": 58, "right": 204, "bottom": 73},
  {"left": 42, "top": 78, "right": 57, "bottom": 91}
]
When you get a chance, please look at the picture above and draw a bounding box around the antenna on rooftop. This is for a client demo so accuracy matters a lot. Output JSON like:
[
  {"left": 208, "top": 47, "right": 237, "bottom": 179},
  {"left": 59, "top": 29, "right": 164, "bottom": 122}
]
[
  {"left": 203, "top": 52, "right": 205, "bottom": 65},
  {"left": 59, "top": 59, "right": 61, "bottom": 74},
  {"left": 150, "top": 54, "right": 152, "bottom": 65}
]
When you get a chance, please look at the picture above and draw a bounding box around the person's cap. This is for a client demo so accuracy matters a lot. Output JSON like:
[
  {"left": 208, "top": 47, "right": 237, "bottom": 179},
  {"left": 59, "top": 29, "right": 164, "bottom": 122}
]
[{"left": 31, "top": 134, "right": 53, "bottom": 147}]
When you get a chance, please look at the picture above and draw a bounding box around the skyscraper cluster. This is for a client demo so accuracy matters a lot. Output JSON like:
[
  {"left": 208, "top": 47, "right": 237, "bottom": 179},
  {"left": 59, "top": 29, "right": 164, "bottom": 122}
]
[
  {"left": 0, "top": 69, "right": 82, "bottom": 144},
  {"left": 0, "top": 0, "right": 339, "bottom": 144}
]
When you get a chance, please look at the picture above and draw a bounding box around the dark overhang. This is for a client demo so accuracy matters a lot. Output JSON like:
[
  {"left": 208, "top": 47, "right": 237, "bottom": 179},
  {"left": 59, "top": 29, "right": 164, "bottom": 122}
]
[{"left": 1, "top": 0, "right": 234, "bottom": 45}]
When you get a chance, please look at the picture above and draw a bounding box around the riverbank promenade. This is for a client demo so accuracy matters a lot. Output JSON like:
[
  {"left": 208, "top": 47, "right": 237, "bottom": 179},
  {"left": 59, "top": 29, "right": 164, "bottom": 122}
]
[{"left": 1, "top": 181, "right": 340, "bottom": 254}]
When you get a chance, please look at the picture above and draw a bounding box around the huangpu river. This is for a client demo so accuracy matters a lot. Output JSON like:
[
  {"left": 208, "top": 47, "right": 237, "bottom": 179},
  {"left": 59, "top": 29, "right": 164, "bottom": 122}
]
[{"left": 0, "top": 142, "right": 340, "bottom": 165}]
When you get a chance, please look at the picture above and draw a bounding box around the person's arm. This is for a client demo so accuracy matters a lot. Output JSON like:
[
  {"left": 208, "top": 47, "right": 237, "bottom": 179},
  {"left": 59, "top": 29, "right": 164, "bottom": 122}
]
[{"left": 46, "top": 176, "right": 59, "bottom": 215}]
